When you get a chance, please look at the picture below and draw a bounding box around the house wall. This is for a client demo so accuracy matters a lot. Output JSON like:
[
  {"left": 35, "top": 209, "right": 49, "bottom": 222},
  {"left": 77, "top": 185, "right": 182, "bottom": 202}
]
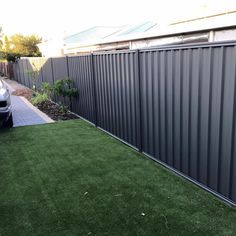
[{"left": 63, "top": 28, "right": 236, "bottom": 55}]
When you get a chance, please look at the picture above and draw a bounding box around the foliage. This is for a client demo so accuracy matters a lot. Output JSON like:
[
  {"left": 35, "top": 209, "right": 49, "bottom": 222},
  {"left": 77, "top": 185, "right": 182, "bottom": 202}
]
[
  {"left": 30, "top": 79, "right": 77, "bottom": 111},
  {"left": 31, "top": 92, "right": 48, "bottom": 105},
  {"left": 0, "top": 27, "right": 3, "bottom": 50},
  {"left": 58, "top": 103, "right": 69, "bottom": 113},
  {"left": 7, "top": 34, "right": 42, "bottom": 56},
  {"left": 41, "top": 82, "right": 53, "bottom": 98},
  {"left": 4, "top": 52, "right": 21, "bottom": 62},
  {"left": 54, "top": 77, "right": 78, "bottom": 110},
  {"left": 54, "top": 78, "right": 78, "bottom": 99},
  {"left": 0, "top": 34, "right": 42, "bottom": 61}
]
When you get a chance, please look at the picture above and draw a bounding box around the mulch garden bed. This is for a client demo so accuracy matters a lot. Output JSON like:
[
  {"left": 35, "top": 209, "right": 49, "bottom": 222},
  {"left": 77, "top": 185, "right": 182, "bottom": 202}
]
[
  {"left": 12, "top": 88, "right": 79, "bottom": 121},
  {"left": 35, "top": 100, "right": 79, "bottom": 121},
  {"left": 12, "top": 88, "right": 33, "bottom": 101}
]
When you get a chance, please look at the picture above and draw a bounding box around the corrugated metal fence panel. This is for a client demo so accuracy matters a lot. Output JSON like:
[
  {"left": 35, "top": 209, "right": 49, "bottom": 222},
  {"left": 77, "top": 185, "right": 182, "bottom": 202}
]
[
  {"left": 41, "top": 58, "right": 54, "bottom": 85},
  {"left": 27, "top": 57, "right": 45, "bottom": 90},
  {"left": 67, "top": 55, "right": 96, "bottom": 123},
  {"left": 16, "top": 62, "right": 21, "bottom": 83},
  {"left": 11, "top": 42, "right": 236, "bottom": 205},
  {"left": 94, "top": 52, "right": 141, "bottom": 149},
  {"left": 12, "top": 63, "right": 18, "bottom": 81},
  {"left": 51, "top": 57, "right": 69, "bottom": 105},
  {"left": 139, "top": 44, "right": 236, "bottom": 203},
  {"left": 36, "top": 58, "right": 47, "bottom": 88},
  {"left": 16, "top": 62, "right": 21, "bottom": 82},
  {"left": 51, "top": 57, "right": 68, "bottom": 80},
  {"left": 22, "top": 59, "right": 31, "bottom": 88},
  {"left": 18, "top": 60, "right": 26, "bottom": 86}
]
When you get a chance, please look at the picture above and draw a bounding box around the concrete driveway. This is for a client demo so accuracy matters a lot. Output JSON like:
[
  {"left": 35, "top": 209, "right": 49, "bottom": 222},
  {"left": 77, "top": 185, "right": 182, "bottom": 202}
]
[{"left": 3, "top": 79, "right": 54, "bottom": 127}]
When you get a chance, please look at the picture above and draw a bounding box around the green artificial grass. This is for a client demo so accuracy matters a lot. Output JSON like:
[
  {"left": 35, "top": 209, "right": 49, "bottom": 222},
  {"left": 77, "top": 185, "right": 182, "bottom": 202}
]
[{"left": 0, "top": 120, "right": 235, "bottom": 236}]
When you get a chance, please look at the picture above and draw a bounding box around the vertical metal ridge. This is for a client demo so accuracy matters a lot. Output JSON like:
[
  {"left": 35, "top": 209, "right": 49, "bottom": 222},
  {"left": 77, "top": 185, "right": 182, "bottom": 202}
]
[
  {"left": 95, "top": 56, "right": 102, "bottom": 126},
  {"left": 104, "top": 55, "right": 110, "bottom": 132},
  {"left": 108, "top": 54, "right": 114, "bottom": 134},
  {"left": 50, "top": 58, "right": 55, "bottom": 85},
  {"left": 117, "top": 53, "right": 123, "bottom": 139},
  {"left": 120, "top": 53, "right": 125, "bottom": 140},
  {"left": 91, "top": 54, "right": 98, "bottom": 125},
  {"left": 142, "top": 52, "right": 148, "bottom": 152},
  {"left": 166, "top": 50, "right": 174, "bottom": 166},
  {"left": 144, "top": 52, "right": 148, "bottom": 152},
  {"left": 108, "top": 54, "right": 113, "bottom": 132},
  {"left": 206, "top": 47, "right": 213, "bottom": 186},
  {"left": 66, "top": 56, "right": 70, "bottom": 77},
  {"left": 171, "top": 51, "right": 176, "bottom": 168},
  {"left": 196, "top": 48, "right": 202, "bottom": 181},
  {"left": 135, "top": 50, "right": 143, "bottom": 151},
  {"left": 151, "top": 51, "right": 156, "bottom": 157},
  {"left": 187, "top": 49, "right": 192, "bottom": 175},
  {"left": 81, "top": 57, "right": 86, "bottom": 114},
  {"left": 217, "top": 46, "right": 225, "bottom": 192},
  {"left": 153, "top": 52, "right": 159, "bottom": 159},
  {"left": 129, "top": 54, "right": 135, "bottom": 145},
  {"left": 85, "top": 56, "right": 91, "bottom": 119},
  {"left": 126, "top": 53, "right": 132, "bottom": 144},
  {"left": 164, "top": 51, "right": 168, "bottom": 164},
  {"left": 229, "top": 46, "right": 236, "bottom": 199},
  {"left": 99, "top": 55, "right": 105, "bottom": 128},
  {"left": 113, "top": 54, "right": 119, "bottom": 136},
  {"left": 157, "top": 51, "right": 162, "bottom": 161},
  {"left": 147, "top": 52, "right": 152, "bottom": 154},
  {"left": 179, "top": 50, "right": 183, "bottom": 172},
  {"left": 103, "top": 54, "right": 109, "bottom": 131}
]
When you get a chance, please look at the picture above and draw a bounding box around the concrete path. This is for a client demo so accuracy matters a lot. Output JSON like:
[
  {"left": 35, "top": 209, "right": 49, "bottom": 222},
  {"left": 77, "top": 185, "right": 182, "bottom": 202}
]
[{"left": 2, "top": 78, "right": 54, "bottom": 127}]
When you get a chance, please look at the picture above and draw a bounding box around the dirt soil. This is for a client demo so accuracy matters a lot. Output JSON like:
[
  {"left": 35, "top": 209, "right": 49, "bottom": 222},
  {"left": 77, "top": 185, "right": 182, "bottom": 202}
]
[
  {"left": 36, "top": 100, "right": 79, "bottom": 121},
  {"left": 12, "top": 88, "right": 33, "bottom": 101},
  {"left": 12, "top": 88, "right": 78, "bottom": 121}
]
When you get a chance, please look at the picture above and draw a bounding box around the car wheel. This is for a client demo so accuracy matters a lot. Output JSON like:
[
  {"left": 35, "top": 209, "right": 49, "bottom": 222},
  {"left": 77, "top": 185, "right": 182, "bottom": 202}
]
[{"left": 4, "top": 114, "right": 13, "bottom": 128}]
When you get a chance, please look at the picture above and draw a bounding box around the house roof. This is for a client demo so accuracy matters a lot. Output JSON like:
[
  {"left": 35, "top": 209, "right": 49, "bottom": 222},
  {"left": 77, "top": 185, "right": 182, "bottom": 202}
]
[
  {"left": 64, "top": 26, "right": 123, "bottom": 44},
  {"left": 64, "top": 11, "right": 236, "bottom": 49},
  {"left": 114, "top": 22, "right": 157, "bottom": 36},
  {"left": 64, "top": 22, "right": 157, "bottom": 45}
]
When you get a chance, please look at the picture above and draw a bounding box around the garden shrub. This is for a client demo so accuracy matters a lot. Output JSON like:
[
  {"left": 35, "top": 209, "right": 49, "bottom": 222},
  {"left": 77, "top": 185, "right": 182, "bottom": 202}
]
[
  {"left": 54, "top": 77, "right": 78, "bottom": 110},
  {"left": 31, "top": 92, "right": 48, "bottom": 105}
]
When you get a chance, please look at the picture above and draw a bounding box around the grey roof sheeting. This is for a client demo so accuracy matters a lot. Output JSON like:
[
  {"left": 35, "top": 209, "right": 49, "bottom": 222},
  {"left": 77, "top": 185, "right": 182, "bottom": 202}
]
[
  {"left": 64, "top": 12, "right": 236, "bottom": 49},
  {"left": 64, "top": 26, "right": 123, "bottom": 44},
  {"left": 64, "top": 22, "right": 157, "bottom": 45}
]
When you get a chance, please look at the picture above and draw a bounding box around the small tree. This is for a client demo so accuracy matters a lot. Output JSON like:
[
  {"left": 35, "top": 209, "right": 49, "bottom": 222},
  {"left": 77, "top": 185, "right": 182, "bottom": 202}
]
[
  {"left": 41, "top": 82, "right": 53, "bottom": 98},
  {"left": 54, "top": 77, "right": 78, "bottom": 110}
]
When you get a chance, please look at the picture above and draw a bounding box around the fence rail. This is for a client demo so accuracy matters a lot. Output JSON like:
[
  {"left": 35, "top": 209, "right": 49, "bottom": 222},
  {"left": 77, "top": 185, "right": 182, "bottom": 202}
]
[{"left": 11, "top": 41, "right": 236, "bottom": 206}]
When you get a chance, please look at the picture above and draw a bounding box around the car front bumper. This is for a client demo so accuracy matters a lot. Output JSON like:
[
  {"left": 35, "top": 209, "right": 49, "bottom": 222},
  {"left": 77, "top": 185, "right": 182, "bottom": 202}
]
[{"left": 0, "top": 106, "right": 12, "bottom": 123}]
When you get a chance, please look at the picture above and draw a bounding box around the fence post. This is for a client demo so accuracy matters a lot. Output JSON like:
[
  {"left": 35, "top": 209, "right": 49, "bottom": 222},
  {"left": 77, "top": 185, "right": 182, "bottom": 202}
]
[
  {"left": 90, "top": 53, "right": 98, "bottom": 126},
  {"left": 50, "top": 57, "right": 56, "bottom": 101},
  {"left": 135, "top": 50, "right": 143, "bottom": 153},
  {"left": 50, "top": 57, "right": 55, "bottom": 85},
  {"left": 66, "top": 56, "right": 70, "bottom": 77}
]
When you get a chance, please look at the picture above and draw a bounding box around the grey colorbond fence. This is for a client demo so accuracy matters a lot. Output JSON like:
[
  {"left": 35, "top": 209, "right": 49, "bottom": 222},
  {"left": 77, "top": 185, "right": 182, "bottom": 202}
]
[
  {"left": 0, "top": 62, "right": 13, "bottom": 78},
  {"left": 11, "top": 41, "right": 236, "bottom": 206}
]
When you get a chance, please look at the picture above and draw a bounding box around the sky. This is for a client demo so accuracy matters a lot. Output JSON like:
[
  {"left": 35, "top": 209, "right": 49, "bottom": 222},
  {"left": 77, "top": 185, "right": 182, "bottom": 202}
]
[{"left": 0, "top": 0, "right": 235, "bottom": 40}]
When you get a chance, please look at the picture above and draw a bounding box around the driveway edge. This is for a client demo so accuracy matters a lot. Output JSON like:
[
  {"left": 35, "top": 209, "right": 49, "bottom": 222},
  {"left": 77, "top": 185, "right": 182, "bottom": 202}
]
[{"left": 20, "top": 96, "right": 54, "bottom": 123}]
